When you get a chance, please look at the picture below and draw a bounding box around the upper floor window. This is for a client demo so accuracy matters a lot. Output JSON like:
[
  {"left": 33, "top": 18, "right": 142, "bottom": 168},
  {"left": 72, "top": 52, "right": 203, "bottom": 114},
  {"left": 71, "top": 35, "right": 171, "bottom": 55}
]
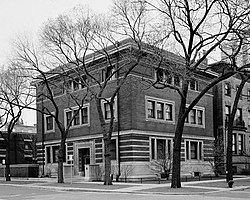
[
  {"left": 155, "top": 68, "right": 172, "bottom": 84},
  {"left": 186, "top": 140, "right": 203, "bottom": 160},
  {"left": 189, "top": 79, "right": 198, "bottom": 91},
  {"left": 236, "top": 108, "right": 243, "bottom": 122},
  {"left": 101, "top": 66, "right": 115, "bottom": 82},
  {"left": 225, "top": 105, "right": 231, "bottom": 124},
  {"left": 65, "top": 75, "right": 88, "bottom": 92},
  {"left": 146, "top": 96, "right": 175, "bottom": 122},
  {"left": 185, "top": 106, "right": 205, "bottom": 127},
  {"left": 232, "top": 133, "right": 236, "bottom": 154},
  {"left": 73, "top": 78, "right": 80, "bottom": 91},
  {"left": 44, "top": 114, "right": 54, "bottom": 133},
  {"left": 174, "top": 75, "right": 181, "bottom": 87},
  {"left": 64, "top": 105, "right": 90, "bottom": 128},
  {"left": 101, "top": 97, "right": 117, "bottom": 121},
  {"left": 238, "top": 134, "right": 244, "bottom": 154},
  {"left": 225, "top": 82, "right": 231, "bottom": 96}
]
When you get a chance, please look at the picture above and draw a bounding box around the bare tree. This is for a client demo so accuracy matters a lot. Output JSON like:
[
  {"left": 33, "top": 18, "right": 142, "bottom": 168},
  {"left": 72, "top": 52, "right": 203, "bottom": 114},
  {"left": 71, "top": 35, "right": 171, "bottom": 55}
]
[
  {"left": 215, "top": 31, "right": 250, "bottom": 185},
  {"left": 135, "top": 0, "right": 250, "bottom": 188},
  {"left": 37, "top": 4, "right": 149, "bottom": 185},
  {"left": 0, "top": 65, "right": 34, "bottom": 181},
  {"left": 12, "top": 35, "right": 89, "bottom": 183}
]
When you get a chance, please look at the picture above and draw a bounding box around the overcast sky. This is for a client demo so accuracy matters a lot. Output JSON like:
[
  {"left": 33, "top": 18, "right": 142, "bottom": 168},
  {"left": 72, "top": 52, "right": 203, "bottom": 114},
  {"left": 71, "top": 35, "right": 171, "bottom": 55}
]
[
  {"left": 0, "top": 0, "right": 112, "bottom": 64},
  {"left": 0, "top": 0, "right": 112, "bottom": 126}
]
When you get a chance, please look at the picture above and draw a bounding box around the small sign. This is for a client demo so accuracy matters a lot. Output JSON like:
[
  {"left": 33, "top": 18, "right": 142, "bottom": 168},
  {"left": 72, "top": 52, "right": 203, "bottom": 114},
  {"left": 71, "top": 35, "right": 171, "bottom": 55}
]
[
  {"left": 68, "top": 155, "right": 73, "bottom": 161},
  {"left": 2, "top": 159, "right": 5, "bottom": 165}
]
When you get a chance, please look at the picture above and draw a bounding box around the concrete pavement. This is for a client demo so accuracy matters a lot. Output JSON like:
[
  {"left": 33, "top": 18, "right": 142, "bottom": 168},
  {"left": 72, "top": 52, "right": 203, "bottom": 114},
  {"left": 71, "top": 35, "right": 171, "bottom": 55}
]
[{"left": 0, "top": 176, "right": 249, "bottom": 196}]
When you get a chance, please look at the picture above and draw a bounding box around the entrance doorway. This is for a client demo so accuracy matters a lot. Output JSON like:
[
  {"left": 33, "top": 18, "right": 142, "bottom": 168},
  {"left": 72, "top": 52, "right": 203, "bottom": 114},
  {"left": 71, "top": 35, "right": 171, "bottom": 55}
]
[{"left": 78, "top": 148, "right": 90, "bottom": 176}]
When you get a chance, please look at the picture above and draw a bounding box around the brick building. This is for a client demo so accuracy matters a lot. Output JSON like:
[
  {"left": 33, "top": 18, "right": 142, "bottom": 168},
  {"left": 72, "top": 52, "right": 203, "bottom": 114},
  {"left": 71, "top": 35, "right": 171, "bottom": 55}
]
[
  {"left": 0, "top": 123, "right": 36, "bottom": 164},
  {"left": 35, "top": 39, "right": 215, "bottom": 179},
  {"left": 213, "top": 70, "right": 250, "bottom": 174}
]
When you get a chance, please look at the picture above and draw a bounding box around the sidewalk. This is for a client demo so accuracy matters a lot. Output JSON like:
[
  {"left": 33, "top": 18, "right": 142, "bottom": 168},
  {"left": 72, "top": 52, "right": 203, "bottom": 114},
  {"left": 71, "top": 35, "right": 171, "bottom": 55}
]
[{"left": 0, "top": 176, "right": 249, "bottom": 195}]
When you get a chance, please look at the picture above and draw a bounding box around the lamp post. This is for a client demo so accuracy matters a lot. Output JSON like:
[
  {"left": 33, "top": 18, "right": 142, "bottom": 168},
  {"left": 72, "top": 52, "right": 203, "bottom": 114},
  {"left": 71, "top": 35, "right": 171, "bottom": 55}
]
[{"left": 41, "top": 99, "right": 45, "bottom": 177}]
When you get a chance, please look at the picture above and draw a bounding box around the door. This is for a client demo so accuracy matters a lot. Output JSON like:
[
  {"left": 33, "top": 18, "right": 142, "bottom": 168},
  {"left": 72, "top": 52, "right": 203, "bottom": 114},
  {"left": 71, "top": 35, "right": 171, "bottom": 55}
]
[{"left": 78, "top": 148, "right": 90, "bottom": 176}]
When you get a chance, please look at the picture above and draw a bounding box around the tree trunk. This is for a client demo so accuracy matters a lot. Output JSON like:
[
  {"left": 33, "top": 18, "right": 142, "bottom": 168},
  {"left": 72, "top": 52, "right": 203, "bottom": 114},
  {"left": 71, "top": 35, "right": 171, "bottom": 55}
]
[
  {"left": 5, "top": 142, "right": 11, "bottom": 181},
  {"left": 171, "top": 116, "right": 185, "bottom": 188},
  {"left": 226, "top": 78, "right": 246, "bottom": 182},
  {"left": 171, "top": 80, "right": 188, "bottom": 188},
  {"left": 104, "top": 138, "right": 112, "bottom": 185},
  {"left": 58, "top": 141, "right": 65, "bottom": 183}
]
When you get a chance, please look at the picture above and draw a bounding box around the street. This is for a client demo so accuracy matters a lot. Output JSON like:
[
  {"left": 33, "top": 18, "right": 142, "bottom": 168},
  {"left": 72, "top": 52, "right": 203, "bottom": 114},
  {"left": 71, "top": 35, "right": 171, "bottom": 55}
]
[{"left": 0, "top": 185, "right": 250, "bottom": 200}]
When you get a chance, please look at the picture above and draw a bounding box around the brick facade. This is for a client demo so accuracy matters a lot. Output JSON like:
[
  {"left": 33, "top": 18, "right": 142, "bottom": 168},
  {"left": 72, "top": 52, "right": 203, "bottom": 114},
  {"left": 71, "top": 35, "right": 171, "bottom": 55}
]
[{"left": 36, "top": 39, "right": 215, "bottom": 179}]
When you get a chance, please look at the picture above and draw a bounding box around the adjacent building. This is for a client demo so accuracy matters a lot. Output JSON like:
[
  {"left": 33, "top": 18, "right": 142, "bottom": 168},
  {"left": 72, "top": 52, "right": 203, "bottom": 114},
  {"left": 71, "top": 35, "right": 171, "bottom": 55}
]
[
  {"left": 213, "top": 66, "right": 250, "bottom": 174},
  {"left": 0, "top": 122, "right": 37, "bottom": 165}
]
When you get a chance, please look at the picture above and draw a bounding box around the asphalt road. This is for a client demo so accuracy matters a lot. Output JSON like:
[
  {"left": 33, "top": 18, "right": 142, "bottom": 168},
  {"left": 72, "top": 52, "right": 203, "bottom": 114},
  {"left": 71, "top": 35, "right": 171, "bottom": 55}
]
[{"left": 0, "top": 185, "right": 250, "bottom": 200}]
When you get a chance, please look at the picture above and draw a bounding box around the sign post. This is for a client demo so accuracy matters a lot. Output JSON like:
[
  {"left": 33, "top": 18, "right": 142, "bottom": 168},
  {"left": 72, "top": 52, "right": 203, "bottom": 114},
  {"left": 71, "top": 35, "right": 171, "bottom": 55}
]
[{"left": 68, "top": 155, "right": 73, "bottom": 185}]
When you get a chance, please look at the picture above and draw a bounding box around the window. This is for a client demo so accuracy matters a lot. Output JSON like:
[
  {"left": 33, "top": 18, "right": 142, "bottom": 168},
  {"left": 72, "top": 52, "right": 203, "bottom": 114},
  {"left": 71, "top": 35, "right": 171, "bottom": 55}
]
[
  {"left": 190, "top": 142, "right": 198, "bottom": 159},
  {"left": 165, "top": 104, "right": 173, "bottom": 121},
  {"left": 190, "top": 109, "right": 196, "bottom": 124},
  {"left": 225, "top": 105, "right": 231, "bottom": 124},
  {"left": 146, "top": 97, "right": 174, "bottom": 122},
  {"left": 186, "top": 140, "right": 203, "bottom": 160},
  {"left": 197, "top": 110, "right": 203, "bottom": 125},
  {"left": 148, "top": 100, "right": 155, "bottom": 119},
  {"left": 151, "top": 138, "right": 172, "bottom": 160},
  {"left": 110, "top": 139, "right": 117, "bottom": 160},
  {"left": 52, "top": 146, "right": 59, "bottom": 163},
  {"left": 225, "top": 83, "right": 231, "bottom": 96},
  {"left": 155, "top": 69, "right": 172, "bottom": 84},
  {"left": 156, "top": 68, "right": 164, "bottom": 82},
  {"left": 232, "top": 133, "right": 236, "bottom": 154},
  {"left": 236, "top": 108, "right": 243, "bottom": 122},
  {"left": 189, "top": 79, "right": 198, "bottom": 91},
  {"left": 80, "top": 75, "right": 87, "bottom": 88},
  {"left": 81, "top": 107, "right": 88, "bottom": 124},
  {"left": 185, "top": 106, "right": 205, "bottom": 127},
  {"left": 157, "top": 139, "right": 166, "bottom": 159},
  {"left": 73, "top": 78, "right": 80, "bottom": 91},
  {"left": 46, "top": 145, "right": 66, "bottom": 163},
  {"left": 104, "top": 102, "right": 111, "bottom": 120},
  {"left": 66, "top": 111, "right": 72, "bottom": 127},
  {"left": 101, "top": 97, "right": 117, "bottom": 121},
  {"left": 101, "top": 65, "right": 115, "bottom": 82},
  {"left": 157, "top": 102, "right": 164, "bottom": 119},
  {"left": 64, "top": 105, "right": 89, "bottom": 128},
  {"left": 45, "top": 115, "right": 54, "bottom": 132},
  {"left": 46, "top": 146, "right": 51, "bottom": 163},
  {"left": 174, "top": 75, "right": 181, "bottom": 87},
  {"left": 73, "top": 110, "right": 80, "bottom": 126},
  {"left": 238, "top": 134, "right": 244, "bottom": 154}
]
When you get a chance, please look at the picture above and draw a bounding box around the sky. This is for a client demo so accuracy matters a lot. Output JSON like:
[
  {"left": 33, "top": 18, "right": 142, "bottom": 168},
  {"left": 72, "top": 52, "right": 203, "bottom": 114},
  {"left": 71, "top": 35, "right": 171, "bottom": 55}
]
[{"left": 0, "top": 0, "right": 112, "bottom": 126}]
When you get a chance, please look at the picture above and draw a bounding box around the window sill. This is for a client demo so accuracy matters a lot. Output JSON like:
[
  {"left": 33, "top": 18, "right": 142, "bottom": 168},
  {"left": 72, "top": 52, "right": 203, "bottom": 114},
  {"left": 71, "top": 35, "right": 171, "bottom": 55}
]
[{"left": 146, "top": 118, "right": 175, "bottom": 124}]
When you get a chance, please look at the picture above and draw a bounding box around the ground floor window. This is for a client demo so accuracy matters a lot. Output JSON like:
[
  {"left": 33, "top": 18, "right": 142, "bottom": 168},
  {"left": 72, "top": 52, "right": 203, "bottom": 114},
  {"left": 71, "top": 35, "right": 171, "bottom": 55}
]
[
  {"left": 150, "top": 138, "right": 172, "bottom": 160},
  {"left": 186, "top": 140, "right": 203, "bottom": 160},
  {"left": 110, "top": 139, "right": 117, "bottom": 160},
  {"left": 46, "top": 145, "right": 66, "bottom": 163},
  {"left": 232, "top": 133, "right": 246, "bottom": 155}
]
